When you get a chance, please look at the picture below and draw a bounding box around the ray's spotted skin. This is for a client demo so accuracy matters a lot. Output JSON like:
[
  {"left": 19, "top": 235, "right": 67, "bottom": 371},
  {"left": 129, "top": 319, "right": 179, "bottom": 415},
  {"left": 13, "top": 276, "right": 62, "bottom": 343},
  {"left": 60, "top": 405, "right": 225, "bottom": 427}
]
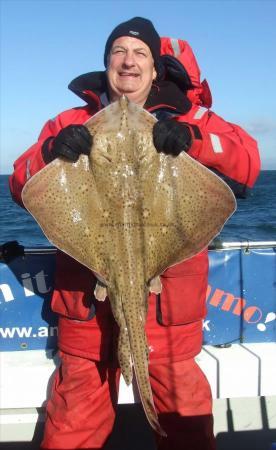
[{"left": 22, "top": 96, "right": 236, "bottom": 435}]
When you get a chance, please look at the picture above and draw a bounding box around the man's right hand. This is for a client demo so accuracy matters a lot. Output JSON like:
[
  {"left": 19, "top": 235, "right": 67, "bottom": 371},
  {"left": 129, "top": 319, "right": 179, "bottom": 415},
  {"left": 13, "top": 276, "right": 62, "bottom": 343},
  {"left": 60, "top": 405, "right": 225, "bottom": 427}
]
[{"left": 42, "top": 125, "right": 93, "bottom": 163}]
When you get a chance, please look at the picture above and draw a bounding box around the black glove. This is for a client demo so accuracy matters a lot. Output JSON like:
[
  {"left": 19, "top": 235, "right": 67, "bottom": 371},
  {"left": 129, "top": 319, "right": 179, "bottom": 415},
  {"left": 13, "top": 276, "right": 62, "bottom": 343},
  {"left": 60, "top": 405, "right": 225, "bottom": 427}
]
[
  {"left": 153, "top": 119, "right": 192, "bottom": 156},
  {"left": 42, "top": 125, "right": 92, "bottom": 163},
  {"left": 0, "top": 241, "right": 25, "bottom": 264}
]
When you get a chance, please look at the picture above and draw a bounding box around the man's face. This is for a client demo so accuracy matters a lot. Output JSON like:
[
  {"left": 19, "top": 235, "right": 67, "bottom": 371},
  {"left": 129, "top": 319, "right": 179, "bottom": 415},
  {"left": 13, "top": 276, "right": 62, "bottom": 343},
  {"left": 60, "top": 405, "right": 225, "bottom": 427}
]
[{"left": 106, "top": 36, "right": 157, "bottom": 106}]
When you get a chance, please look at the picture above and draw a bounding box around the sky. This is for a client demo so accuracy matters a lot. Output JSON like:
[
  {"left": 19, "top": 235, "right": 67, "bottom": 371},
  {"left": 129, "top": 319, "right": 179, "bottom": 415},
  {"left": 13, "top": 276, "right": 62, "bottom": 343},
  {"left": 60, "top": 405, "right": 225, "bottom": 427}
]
[{"left": 1, "top": 0, "right": 276, "bottom": 174}]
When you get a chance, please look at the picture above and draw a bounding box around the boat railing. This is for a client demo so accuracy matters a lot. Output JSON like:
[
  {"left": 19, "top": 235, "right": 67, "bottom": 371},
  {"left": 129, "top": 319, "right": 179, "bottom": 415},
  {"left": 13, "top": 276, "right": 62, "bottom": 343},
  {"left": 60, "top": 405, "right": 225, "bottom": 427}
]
[{"left": 209, "top": 239, "right": 276, "bottom": 250}]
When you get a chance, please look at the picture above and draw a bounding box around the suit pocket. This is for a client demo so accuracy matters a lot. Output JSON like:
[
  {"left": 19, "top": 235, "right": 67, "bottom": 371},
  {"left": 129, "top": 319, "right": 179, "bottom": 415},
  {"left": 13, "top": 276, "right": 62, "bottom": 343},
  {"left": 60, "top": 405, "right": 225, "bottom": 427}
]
[
  {"left": 157, "top": 251, "right": 208, "bottom": 326},
  {"left": 51, "top": 251, "right": 96, "bottom": 321}
]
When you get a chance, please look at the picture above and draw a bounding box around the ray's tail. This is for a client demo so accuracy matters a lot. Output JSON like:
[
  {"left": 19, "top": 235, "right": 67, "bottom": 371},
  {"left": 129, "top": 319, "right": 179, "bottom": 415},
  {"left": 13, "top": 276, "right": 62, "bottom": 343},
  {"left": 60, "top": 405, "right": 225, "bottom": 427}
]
[
  {"left": 120, "top": 297, "right": 167, "bottom": 437},
  {"left": 117, "top": 326, "right": 133, "bottom": 385}
]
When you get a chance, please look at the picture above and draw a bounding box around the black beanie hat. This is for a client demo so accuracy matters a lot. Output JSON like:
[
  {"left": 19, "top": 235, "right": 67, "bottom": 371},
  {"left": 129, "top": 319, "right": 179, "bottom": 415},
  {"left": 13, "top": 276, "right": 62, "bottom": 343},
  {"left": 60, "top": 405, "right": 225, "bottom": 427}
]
[{"left": 104, "top": 17, "right": 161, "bottom": 76}]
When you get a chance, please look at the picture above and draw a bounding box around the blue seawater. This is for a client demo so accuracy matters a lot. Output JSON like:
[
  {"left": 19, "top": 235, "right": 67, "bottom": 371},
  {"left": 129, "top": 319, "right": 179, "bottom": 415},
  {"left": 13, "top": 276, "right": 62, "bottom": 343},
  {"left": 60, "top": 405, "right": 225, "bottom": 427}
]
[{"left": 0, "top": 171, "right": 275, "bottom": 247}]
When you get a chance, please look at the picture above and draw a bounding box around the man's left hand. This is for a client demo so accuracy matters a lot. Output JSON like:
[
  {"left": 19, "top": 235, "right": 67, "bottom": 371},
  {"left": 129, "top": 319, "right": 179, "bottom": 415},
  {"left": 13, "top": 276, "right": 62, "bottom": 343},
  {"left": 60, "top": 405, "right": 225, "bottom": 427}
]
[{"left": 153, "top": 119, "right": 192, "bottom": 156}]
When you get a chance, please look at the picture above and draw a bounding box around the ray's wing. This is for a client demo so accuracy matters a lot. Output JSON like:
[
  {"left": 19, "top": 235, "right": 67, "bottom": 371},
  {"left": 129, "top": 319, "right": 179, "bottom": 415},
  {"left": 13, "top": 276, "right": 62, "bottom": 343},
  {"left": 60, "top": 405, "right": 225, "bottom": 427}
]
[
  {"left": 135, "top": 111, "right": 236, "bottom": 282},
  {"left": 22, "top": 108, "right": 115, "bottom": 283}
]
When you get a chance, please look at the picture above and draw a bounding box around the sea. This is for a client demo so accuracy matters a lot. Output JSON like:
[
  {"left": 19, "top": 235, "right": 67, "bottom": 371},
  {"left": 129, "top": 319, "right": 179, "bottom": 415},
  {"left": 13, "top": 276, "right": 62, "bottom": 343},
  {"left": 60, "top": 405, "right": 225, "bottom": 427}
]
[{"left": 0, "top": 171, "right": 276, "bottom": 247}]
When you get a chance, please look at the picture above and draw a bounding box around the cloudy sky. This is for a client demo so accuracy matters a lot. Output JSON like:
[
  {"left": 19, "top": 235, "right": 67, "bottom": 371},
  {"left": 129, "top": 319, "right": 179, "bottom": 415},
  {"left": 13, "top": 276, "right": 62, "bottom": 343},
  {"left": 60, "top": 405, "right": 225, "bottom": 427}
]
[{"left": 1, "top": 0, "right": 276, "bottom": 173}]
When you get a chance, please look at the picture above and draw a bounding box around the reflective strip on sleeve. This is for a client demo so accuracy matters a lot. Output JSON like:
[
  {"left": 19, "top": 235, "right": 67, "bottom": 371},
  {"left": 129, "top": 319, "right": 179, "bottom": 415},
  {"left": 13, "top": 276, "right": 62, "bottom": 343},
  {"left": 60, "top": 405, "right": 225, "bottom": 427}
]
[
  {"left": 170, "top": 38, "right": 181, "bottom": 57},
  {"left": 26, "top": 159, "right": 31, "bottom": 180},
  {"left": 193, "top": 107, "right": 206, "bottom": 120},
  {"left": 210, "top": 133, "right": 223, "bottom": 153}
]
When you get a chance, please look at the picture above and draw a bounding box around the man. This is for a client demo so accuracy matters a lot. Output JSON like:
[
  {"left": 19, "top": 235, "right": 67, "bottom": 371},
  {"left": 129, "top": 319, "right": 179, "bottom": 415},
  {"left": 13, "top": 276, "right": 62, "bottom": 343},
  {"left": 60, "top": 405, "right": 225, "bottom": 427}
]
[{"left": 9, "top": 17, "right": 260, "bottom": 450}]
